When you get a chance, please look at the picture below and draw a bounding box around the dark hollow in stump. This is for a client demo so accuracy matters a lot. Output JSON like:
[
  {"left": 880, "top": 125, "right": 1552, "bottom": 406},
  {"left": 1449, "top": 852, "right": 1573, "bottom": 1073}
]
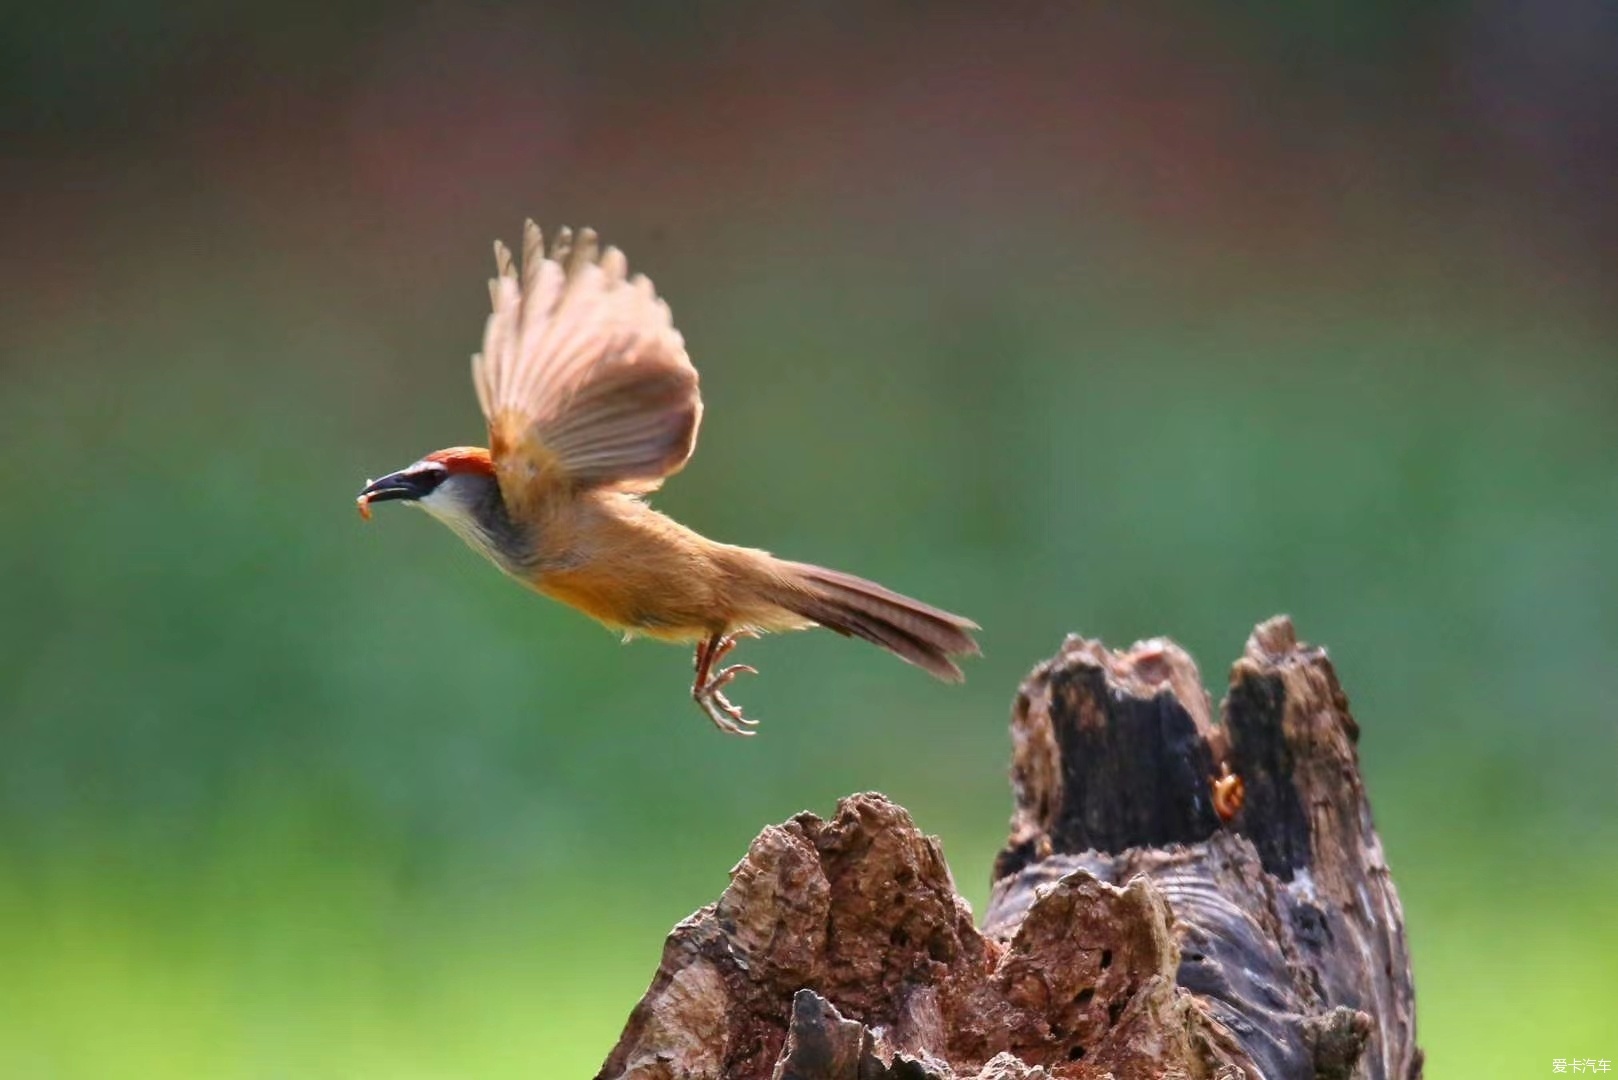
[{"left": 598, "top": 617, "right": 1421, "bottom": 1080}]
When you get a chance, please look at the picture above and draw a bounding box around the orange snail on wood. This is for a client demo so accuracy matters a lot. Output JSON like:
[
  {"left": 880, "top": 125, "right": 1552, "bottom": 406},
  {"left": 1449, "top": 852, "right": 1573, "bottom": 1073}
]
[{"left": 1212, "top": 761, "right": 1245, "bottom": 822}]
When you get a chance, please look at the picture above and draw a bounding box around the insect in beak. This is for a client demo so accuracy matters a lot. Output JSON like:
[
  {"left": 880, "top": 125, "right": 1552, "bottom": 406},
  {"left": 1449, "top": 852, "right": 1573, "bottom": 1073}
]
[{"left": 355, "top": 469, "right": 434, "bottom": 521}]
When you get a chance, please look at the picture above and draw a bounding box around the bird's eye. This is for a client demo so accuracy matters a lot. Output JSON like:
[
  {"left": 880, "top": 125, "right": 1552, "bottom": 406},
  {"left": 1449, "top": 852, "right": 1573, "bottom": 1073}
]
[{"left": 412, "top": 466, "right": 449, "bottom": 489}]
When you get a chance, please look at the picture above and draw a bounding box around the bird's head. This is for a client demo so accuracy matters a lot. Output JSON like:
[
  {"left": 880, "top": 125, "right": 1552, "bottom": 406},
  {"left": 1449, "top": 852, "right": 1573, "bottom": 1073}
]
[{"left": 357, "top": 447, "right": 509, "bottom": 558}]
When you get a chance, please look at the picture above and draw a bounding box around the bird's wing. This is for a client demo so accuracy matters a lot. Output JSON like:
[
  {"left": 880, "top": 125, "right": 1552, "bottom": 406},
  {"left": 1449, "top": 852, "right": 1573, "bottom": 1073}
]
[{"left": 472, "top": 221, "right": 702, "bottom": 515}]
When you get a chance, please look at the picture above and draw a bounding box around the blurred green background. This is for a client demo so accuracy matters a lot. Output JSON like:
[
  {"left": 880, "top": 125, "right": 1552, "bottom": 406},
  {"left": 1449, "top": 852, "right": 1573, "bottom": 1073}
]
[{"left": 4, "top": 4, "right": 1616, "bottom": 1076}]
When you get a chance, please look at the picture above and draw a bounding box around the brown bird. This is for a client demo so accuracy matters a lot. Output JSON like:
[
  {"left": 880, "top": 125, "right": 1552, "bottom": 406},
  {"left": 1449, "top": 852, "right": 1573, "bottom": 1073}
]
[{"left": 357, "top": 222, "right": 979, "bottom": 733}]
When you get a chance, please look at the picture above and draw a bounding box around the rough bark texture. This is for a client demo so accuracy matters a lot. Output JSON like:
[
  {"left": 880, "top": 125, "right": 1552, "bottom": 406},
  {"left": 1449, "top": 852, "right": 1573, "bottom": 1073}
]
[{"left": 598, "top": 617, "right": 1421, "bottom": 1080}]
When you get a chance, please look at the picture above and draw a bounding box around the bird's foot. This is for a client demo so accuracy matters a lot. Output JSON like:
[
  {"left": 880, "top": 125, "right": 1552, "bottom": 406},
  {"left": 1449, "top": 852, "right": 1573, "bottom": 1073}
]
[{"left": 693, "top": 631, "right": 761, "bottom": 735}]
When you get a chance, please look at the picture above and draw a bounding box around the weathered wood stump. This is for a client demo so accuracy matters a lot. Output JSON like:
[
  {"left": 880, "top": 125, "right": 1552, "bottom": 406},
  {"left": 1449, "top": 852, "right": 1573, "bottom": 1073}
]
[{"left": 598, "top": 617, "right": 1421, "bottom": 1079}]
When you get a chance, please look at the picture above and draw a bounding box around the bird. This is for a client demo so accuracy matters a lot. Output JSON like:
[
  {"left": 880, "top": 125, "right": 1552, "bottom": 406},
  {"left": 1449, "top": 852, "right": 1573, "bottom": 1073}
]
[{"left": 356, "top": 221, "right": 980, "bottom": 734}]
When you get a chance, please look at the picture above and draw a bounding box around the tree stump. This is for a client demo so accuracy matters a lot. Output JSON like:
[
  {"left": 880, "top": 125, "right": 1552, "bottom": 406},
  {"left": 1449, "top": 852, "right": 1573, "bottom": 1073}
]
[{"left": 597, "top": 617, "right": 1421, "bottom": 1080}]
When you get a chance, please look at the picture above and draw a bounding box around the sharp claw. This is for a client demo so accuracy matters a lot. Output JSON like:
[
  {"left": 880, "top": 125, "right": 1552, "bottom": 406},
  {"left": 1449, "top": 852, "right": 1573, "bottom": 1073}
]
[
  {"left": 691, "top": 633, "right": 763, "bottom": 734},
  {"left": 695, "top": 684, "right": 760, "bottom": 732},
  {"left": 718, "top": 699, "right": 759, "bottom": 726},
  {"left": 696, "top": 690, "right": 758, "bottom": 735},
  {"left": 721, "top": 696, "right": 759, "bottom": 727},
  {"left": 709, "top": 663, "right": 758, "bottom": 692}
]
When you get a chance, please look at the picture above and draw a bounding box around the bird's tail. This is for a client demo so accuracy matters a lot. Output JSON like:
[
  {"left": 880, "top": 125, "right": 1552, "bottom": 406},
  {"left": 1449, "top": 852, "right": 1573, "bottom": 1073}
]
[{"left": 768, "top": 560, "right": 981, "bottom": 681}]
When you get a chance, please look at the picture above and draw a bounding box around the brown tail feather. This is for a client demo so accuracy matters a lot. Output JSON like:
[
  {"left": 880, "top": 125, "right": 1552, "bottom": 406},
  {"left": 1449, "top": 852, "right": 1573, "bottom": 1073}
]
[{"left": 770, "top": 560, "right": 980, "bottom": 682}]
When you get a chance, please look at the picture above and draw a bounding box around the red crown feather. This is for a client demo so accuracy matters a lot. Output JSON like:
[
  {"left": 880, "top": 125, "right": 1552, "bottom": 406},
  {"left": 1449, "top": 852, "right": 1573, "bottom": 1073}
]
[{"left": 424, "top": 446, "right": 496, "bottom": 475}]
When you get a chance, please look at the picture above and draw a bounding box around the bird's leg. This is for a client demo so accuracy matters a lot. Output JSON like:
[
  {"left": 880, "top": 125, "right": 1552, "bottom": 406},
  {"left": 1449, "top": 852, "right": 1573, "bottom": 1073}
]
[{"left": 692, "top": 630, "right": 760, "bottom": 735}]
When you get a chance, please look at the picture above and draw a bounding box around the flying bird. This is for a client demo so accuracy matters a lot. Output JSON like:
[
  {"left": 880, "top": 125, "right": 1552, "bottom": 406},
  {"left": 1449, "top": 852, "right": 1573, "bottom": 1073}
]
[{"left": 357, "top": 222, "right": 979, "bottom": 733}]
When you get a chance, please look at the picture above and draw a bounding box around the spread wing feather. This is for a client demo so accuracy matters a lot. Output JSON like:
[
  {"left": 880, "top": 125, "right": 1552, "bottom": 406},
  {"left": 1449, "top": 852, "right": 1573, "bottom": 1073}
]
[{"left": 471, "top": 222, "right": 702, "bottom": 514}]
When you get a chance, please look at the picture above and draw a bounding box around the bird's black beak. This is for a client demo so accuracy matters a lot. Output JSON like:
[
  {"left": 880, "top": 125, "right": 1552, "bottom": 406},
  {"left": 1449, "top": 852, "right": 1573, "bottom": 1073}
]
[
  {"left": 359, "top": 469, "right": 432, "bottom": 504},
  {"left": 356, "top": 469, "right": 431, "bottom": 519}
]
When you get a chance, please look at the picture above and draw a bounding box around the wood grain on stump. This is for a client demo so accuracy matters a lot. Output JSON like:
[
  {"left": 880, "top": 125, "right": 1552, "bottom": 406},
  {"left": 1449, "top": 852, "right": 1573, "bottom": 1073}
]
[{"left": 598, "top": 617, "right": 1421, "bottom": 1080}]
